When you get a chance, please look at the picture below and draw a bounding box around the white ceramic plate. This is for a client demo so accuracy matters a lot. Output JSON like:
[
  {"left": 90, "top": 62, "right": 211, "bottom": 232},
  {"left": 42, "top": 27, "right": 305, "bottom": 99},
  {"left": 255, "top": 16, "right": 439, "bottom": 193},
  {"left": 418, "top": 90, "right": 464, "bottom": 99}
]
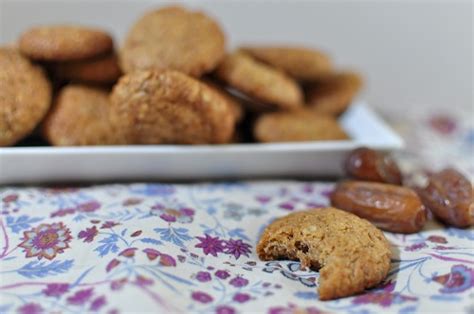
[{"left": 0, "top": 102, "right": 403, "bottom": 184}]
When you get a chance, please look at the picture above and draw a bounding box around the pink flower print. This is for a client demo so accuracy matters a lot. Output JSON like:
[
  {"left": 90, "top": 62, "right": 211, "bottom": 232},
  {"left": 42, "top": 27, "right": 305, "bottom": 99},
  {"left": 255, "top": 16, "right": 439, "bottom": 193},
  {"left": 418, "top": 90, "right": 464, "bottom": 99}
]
[
  {"left": 100, "top": 221, "right": 119, "bottom": 229},
  {"left": 78, "top": 226, "right": 98, "bottom": 243},
  {"left": 17, "top": 303, "right": 43, "bottom": 314},
  {"left": 191, "top": 291, "right": 213, "bottom": 304},
  {"left": 223, "top": 239, "right": 252, "bottom": 259},
  {"left": 215, "top": 305, "right": 236, "bottom": 314},
  {"left": 229, "top": 277, "right": 248, "bottom": 288},
  {"left": 433, "top": 264, "right": 474, "bottom": 294},
  {"left": 196, "top": 271, "right": 212, "bottom": 282},
  {"left": 233, "top": 292, "right": 251, "bottom": 303},
  {"left": 135, "top": 275, "right": 154, "bottom": 286},
  {"left": 2, "top": 194, "right": 18, "bottom": 203},
  {"left": 151, "top": 204, "right": 195, "bottom": 223},
  {"left": 159, "top": 253, "right": 177, "bottom": 267},
  {"left": 19, "top": 222, "right": 72, "bottom": 260},
  {"left": 67, "top": 288, "right": 94, "bottom": 305},
  {"left": 195, "top": 234, "right": 225, "bottom": 257},
  {"left": 143, "top": 248, "right": 160, "bottom": 261},
  {"left": 42, "top": 283, "right": 69, "bottom": 297},
  {"left": 427, "top": 235, "right": 448, "bottom": 244},
  {"left": 429, "top": 115, "right": 456, "bottom": 135},
  {"left": 50, "top": 208, "right": 76, "bottom": 218}
]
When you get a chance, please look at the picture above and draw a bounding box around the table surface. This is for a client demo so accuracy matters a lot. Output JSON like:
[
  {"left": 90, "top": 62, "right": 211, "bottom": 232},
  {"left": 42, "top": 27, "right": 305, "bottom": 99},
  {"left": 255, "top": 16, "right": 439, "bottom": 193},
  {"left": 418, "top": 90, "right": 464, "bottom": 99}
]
[{"left": 0, "top": 107, "right": 473, "bottom": 314}]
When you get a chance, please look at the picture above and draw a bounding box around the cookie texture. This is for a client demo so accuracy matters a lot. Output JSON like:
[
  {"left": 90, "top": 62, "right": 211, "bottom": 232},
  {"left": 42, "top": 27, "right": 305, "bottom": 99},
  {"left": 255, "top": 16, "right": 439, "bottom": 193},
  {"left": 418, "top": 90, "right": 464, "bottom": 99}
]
[
  {"left": 254, "top": 109, "right": 348, "bottom": 143},
  {"left": 43, "top": 85, "right": 123, "bottom": 146},
  {"left": 53, "top": 53, "right": 121, "bottom": 84},
  {"left": 110, "top": 70, "right": 235, "bottom": 144},
  {"left": 242, "top": 46, "right": 332, "bottom": 81},
  {"left": 257, "top": 207, "right": 392, "bottom": 300},
  {"left": 19, "top": 25, "right": 113, "bottom": 61},
  {"left": 120, "top": 6, "right": 225, "bottom": 76},
  {"left": 306, "top": 71, "right": 363, "bottom": 116},
  {"left": 216, "top": 51, "right": 303, "bottom": 110},
  {"left": 0, "top": 48, "right": 52, "bottom": 146},
  {"left": 202, "top": 80, "right": 244, "bottom": 123}
]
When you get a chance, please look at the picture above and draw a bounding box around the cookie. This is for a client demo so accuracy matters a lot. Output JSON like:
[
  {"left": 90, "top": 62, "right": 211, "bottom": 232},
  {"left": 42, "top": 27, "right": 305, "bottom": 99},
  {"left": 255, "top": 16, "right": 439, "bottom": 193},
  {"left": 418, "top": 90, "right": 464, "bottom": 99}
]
[
  {"left": 52, "top": 53, "right": 121, "bottom": 84},
  {"left": 0, "top": 48, "right": 52, "bottom": 146},
  {"left": 110, "top": 70, "right": 236, "bottom": 144},
  {"left": 306, "top": 71, "right": 363, "bottom": 116},
  {"left": 254, "top": 109, "right": 348, "bottom": 143},
  {"left": 216, "top": 51, "right": 303, "bottom": 110},
  {"left": 257, "top": 207, "right": 392, "bottom": 300},
  {"left": 19, "top": 25, "right": 113, "bottom": 61},
  {"left": 120, "top": 6, "right": 225, "bottom": 76},
  {"left": 241, "top": 46, "right": 332, "bottom": 81},
  {"left": 202, "top": 79, "right": 244, "bottom": 123},
  {"left": 42, "top": 85, "right": 123, "bottom": 146}
]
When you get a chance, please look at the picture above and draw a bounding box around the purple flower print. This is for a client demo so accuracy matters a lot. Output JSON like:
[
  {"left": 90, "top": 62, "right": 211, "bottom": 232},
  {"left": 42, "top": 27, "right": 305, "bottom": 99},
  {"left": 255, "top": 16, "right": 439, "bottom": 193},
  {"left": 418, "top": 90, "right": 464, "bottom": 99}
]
[
  {"left": 2, "top": 193, "right": 18, "bottom": 203},
  {"left": 429, "top": 115, "right": 456, "bottom": 135},
  {"left": 106, "top": 258, "right": 121, "bottom": 273},
  {"left": 151, "top": 204, "right": 195, "bottom": 223},
  {"left": 352, "top": 281, "right": 417, "bottom": 307},
  {"left": 77, "top": 201, "right": 101, "bottom": 213},
  {"left": 19, "top": 222, "right": 72, "bottom": 260},
  {"left": 50, "top": 208, "right": 76, "bottom": 218},
  {"left": 143, "top": 248, "right": 160, "bottom": 261},
  {"left": 17, "top": 303, "right": 43, "bottom": 314},
  {"left": 427, "top": 235, "right": 448, "bottom": 244},
  {"left": 110, "top": 278, "right": 127, "bottom": 291},
  {"left": 405, "top": 242, "right": 428, "bottom": 252},
  {"left": 119, "top": 247, "right": 137, "bottom": 258},
  {"left": 278, "top": 202, "right": 294, "bottom": 211},
  {"left": 255, "top": 195, "right": 271, "bottom": 204},
  {"left": 135, "top": 275, "right": 154, "bottom": 286},
  {"left": 215, "top": 270, "right": 230, "bottom": 280},
  {"left": 215, "top": 305, "right": 236, "bottom": 314},
  {"left": 191, "top": 291, "right": 213, "bottom": 304},
  {"left": 101, "top": 221, "right": 119, "bottom": 229},
  {"left": 42, "top": 283, "right": 69, "bottom": 297},
  {"left": 78, "top": 226, "right": 98, "bottom": 243},
  {"left": 195, "top": 234, "right": 225, "bottom": 257},
  {"left": 233, "top": 292, "right": 251, "bottom": 303},
  {"left": 196, "top": 271, "right": 212, "bottom": 282},
  {"left": 90, "top": 296, "right": 107, "bottom": 311},
  {"left": 268, "top": 303, "right": 325, "bottom": 314},
  {"left": 159, "top": 253, "right": 177, "bottom": 267},
  {"left": 67, "top": 288, "right": 94, "bottom": 305},
  {"left": 223, "top": 239, "right": 252, "bottom": 259},
  {"left": 433, "top": 264, "right": 474, "bottom": 294},
  {"left": 229, "top": 277, "right": 248, "bottom": 288}
]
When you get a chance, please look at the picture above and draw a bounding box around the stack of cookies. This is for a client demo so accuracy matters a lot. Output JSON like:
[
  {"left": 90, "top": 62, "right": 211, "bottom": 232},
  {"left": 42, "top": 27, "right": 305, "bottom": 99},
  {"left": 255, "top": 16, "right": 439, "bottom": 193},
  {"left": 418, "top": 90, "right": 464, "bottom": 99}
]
[{"left": 0, "top": 5, "right": 363, "bottom": 147}]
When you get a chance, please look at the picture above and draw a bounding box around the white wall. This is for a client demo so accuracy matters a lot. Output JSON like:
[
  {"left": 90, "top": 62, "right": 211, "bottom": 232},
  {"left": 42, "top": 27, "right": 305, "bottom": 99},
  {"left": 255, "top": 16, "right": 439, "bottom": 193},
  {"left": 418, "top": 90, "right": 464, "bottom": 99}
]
[{"left": 1, "top": 0, "right": 472, "bottom": 115}]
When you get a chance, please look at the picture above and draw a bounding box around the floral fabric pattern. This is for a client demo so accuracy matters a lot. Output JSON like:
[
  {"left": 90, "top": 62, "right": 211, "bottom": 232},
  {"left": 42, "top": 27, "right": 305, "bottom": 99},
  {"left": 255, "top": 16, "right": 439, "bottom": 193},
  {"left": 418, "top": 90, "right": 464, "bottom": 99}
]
[{"left": 0, "top": 181, "right": 472, "bottom": 314}]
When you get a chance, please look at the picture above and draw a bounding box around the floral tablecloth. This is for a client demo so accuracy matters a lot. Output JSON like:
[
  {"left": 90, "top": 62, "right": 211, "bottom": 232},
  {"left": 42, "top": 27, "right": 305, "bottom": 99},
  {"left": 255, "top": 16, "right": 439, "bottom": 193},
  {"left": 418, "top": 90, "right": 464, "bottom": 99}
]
[{"left": 0, "top": 107, "right": 473, "bottom": 314}]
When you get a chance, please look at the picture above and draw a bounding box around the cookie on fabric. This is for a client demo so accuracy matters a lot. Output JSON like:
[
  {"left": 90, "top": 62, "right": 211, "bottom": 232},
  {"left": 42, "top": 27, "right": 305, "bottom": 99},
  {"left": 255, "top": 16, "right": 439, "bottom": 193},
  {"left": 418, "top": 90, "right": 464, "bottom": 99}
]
[
  {"left": 0, "top": 48, "right": 52, "bottom": 146},
  {"left": 257, "top": 207, "right": 392, "bottom": 300},
  {"left": 110, "top": 70, "right": 236, "bottom": 144},
  {"left": 19, "top": 25, "right": 113, "bottom": 61},
  {"left": 216, "top": 51, "right": 303, "bottom": 110},
  {"left": 120, "top": 6, "right": 225, "bottom": 76},
  {"left": 52, "top": 53, "right": 121, "bottom": 84},
  {"left": 306, "top": 71, "right": 363, "bottom": 116},
  {"left": 254, "top": 109, "right": 348, "bottom": 143},
  {"left": 241, "top": 46, "right": 332, "bottom": 81},
  {"left": 42, "top": 85, "right": 123, "bottom": 146}
]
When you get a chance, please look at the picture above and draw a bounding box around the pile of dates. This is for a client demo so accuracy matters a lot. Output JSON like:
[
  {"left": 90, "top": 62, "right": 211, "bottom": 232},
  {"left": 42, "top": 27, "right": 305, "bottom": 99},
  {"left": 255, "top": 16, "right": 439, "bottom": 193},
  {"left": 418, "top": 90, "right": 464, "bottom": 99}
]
[{"left": 331, "top": 147, "right": 473, "bottom": 233}]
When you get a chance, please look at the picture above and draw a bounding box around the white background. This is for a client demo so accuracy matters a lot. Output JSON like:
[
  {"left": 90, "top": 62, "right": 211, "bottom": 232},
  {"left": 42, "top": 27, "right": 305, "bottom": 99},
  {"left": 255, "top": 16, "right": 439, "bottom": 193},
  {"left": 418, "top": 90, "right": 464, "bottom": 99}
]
[{"left": 1, "top": 0, "right": 472, "bottom": 116}]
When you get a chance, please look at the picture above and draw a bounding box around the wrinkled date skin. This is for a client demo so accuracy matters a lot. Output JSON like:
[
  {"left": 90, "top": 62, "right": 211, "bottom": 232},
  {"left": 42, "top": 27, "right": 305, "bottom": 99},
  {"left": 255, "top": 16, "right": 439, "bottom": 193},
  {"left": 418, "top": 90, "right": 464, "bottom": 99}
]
[
  {"left": 418, "top": 168, "right": 473, "bottom": 228},
  {"left": 331, "top": 181, "right": 427, "bottom": 233},
  {"left": 344, "top": 147, "right": 402, "bottom": 185}
]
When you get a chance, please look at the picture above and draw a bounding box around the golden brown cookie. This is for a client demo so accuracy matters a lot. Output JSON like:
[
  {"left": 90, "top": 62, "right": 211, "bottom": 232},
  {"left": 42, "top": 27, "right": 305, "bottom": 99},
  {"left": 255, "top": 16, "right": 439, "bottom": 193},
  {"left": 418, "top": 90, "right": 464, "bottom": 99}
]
[
  {"left": 257, "top": 207, "right": 392, "bottom": 300},
  {"left": 42, "top": 85, "right": 123, "bottom": 146},
  {"left": 306, "top": 71, "right": 363, "bottom": 116},
  {"left": 216, "top": 51, "right": 303, "bottom": 110},
  {"left": 202, "top": 79, "right": 245, "bottom": 123},
  {"left": 120, "top": 6, "right": 225, "bottom": 76},
  {"left": 241, "top": 46, "right": 332, "bottom": 81},
  {"left": 19, "top": 25, "right": 113, "bottom": 61},
  {"left": 0, "top": 48, "right": 52, "bottom": 146},
  {"left": 52, "top": 53, "right": 121, "bottom": 84},
  {"left": 110, "top": 70, "right": 235, "bottom": 144},
  {"left": 254, "top": 109, "right": 348, "bottom": 143}
]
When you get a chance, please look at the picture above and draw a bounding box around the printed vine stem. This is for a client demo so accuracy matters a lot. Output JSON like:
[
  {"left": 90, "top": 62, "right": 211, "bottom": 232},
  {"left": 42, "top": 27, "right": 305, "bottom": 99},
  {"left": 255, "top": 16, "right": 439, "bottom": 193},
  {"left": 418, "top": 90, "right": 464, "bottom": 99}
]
[
  {"left": 133, "top": 281, "right": 179, "bottom": 312},
  {"left": 0, "top": 218, "right": 9, "bottom": 259}
]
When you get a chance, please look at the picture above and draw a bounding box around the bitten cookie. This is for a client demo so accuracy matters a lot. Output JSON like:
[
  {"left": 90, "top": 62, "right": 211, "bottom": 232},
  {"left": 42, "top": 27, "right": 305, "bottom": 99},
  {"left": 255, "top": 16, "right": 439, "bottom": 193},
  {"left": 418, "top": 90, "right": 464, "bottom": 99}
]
[
  {"left": 306, "top": 71, "right": 363, "bottom": 116},
  {"left": 0, "top": 48, "right": 52, "bottom": 146},
  {"left": 254, "top": 109, "right": 348, "bottom": 143},
  {"left": 257, "top": 207, "right": 392, "bottom": 300},
  {"left": 110, "top": 70, "right": 235, "bottom": 144},
  {"left": 120, "top": 6, "right": 225, "bottom": 76},
  {"left": 241, "top": 46, "right": 332, "bottom": 81},
  {"left": 42, "top": 85, "right": 123, "bottom": 146},
  {"left": 19, "top": 25, "right": 113, "bottom": 61},
  {"left": 216, "top": 51, "right": 303, "bottom": 110},
  {"left": 52, "top": 53, "right": 121, "bottom": 84}
]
